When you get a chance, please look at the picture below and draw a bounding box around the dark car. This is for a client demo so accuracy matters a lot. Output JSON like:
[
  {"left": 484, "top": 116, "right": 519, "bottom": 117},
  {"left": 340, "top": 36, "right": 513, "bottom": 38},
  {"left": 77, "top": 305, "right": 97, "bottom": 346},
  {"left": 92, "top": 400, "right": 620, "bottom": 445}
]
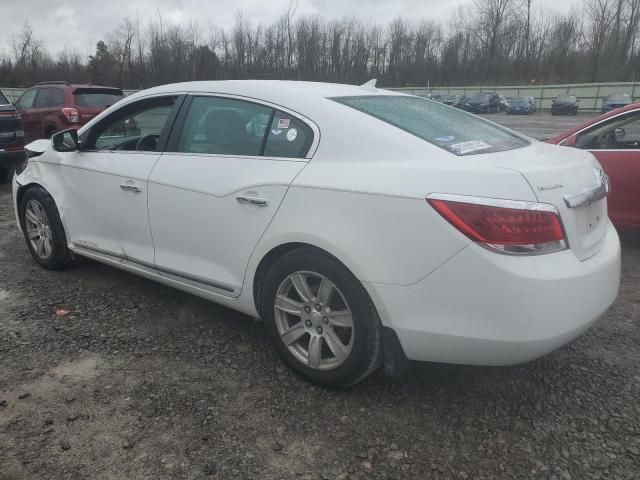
[
  {"left": 551, "top": 95, "right": 579, "bottom": 115},
  {"left": 0, "top": 90, "right": 24, "bottom": 181},
  {"left": 440, "top": 94, "right": 467, "bottom": 109},
  {"left": 506, "top": 96, "right": 535, "bottom": 115},
  {"left": 464, "top": 93, "right": 501, "bottom": 114},
  {"left": 14, "top": 81, "right": 124, "bottom": 143},
  {"left": 601, "top": 93, "right": 633, "bottom": 114}
]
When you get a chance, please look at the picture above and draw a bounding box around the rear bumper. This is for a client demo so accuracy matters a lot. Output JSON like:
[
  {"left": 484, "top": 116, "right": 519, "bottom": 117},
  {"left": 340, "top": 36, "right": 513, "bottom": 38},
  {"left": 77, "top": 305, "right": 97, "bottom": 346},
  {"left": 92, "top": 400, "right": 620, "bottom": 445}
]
[{"left": 365, "top": 222, "right": 621, "bottom": 366}]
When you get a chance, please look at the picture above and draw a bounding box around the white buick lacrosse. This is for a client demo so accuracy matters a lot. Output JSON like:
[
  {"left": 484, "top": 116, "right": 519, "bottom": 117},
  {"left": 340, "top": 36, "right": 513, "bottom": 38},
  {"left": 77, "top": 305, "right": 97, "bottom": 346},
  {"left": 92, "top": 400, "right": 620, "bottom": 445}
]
[{"left": 12, "top": 80, "right": 621, "bottom": 387}]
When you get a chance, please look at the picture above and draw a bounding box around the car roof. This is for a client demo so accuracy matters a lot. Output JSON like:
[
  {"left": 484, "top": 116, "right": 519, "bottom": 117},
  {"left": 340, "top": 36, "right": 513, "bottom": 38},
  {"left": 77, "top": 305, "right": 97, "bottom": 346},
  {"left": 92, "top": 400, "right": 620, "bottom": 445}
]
[
  {"left": 123, "top": 80, "right": 404, "bottom": 108},
  {"left": 547, "top": 102, "right": 640, "bottom": 144}
]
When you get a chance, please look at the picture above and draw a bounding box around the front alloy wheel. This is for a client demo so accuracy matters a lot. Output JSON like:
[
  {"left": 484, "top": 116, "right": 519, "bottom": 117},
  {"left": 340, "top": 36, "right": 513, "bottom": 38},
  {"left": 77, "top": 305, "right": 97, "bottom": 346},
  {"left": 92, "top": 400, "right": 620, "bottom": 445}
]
[
  {"left": 24, "top": 199, "right": 53, "bottom": 260},
  {"left": 20, "top": 185, "right": 74, "bottom": 270},
  {"left": 274, "top": 271, "right": 354, "bottom": 370}
]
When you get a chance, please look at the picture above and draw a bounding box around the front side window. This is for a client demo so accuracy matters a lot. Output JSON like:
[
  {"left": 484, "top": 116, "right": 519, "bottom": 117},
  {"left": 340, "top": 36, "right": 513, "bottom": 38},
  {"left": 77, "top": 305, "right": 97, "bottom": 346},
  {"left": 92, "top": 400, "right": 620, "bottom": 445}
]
[
  {"left": 576, "top": 111, "right": 640, "bottom": 150},
  {"left": 16, "top": 89, "right": 37, "bottom": 110},
  {"left": 90, "top": 96, "right": 177, "bottom": 151},
  {"left": 333, "top": 95, "right": 529, "bottom": 156}
]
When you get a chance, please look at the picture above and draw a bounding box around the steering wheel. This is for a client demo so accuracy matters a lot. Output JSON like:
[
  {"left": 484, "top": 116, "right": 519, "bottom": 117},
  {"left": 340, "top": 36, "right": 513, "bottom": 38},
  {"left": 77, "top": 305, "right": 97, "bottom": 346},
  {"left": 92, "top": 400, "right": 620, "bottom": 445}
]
[{"left": 135, "top": 134, "right": 160, "bottom": 151}]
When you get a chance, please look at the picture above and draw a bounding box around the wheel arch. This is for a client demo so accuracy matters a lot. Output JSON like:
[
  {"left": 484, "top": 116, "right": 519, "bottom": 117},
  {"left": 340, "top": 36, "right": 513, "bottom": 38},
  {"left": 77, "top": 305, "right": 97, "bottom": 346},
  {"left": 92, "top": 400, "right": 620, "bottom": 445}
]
[{"left": 252, "top": 241, "right": 359, "bottom": 319}]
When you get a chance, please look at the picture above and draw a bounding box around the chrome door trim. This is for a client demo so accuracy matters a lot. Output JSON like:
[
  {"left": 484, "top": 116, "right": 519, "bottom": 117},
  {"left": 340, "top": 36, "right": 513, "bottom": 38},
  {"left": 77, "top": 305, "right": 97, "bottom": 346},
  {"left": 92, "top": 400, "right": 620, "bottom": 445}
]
[{"left": 71, "top": 242, "right": 236, "bottom": 294}]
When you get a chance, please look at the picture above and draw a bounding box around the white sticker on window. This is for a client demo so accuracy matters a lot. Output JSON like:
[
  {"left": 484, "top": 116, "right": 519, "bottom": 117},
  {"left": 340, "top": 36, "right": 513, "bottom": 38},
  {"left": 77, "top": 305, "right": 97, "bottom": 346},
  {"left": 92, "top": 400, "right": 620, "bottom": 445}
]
[
  {"left": 278, "top": 118, "right": 290, "bottom": 129},
  {"left": 286, "top": 128, "right": 298, "bottom": 142},
  {"left": 448, "top": 140, "right": 492, "bottom": 155}
]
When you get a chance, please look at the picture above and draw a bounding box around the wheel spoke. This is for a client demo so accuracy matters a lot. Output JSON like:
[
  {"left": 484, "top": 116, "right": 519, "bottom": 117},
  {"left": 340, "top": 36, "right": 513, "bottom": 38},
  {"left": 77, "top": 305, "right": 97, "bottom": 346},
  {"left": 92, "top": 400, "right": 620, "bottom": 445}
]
[
  {"left": 25, "top": 210, "right": 39, "bottom": 225},
  {"left": 324, "top": 329, "right": 348, "bottom": 363},
  {"left": 27, "top": 229, "right": 40, "bottom": 240},
  {"left": 316, "top": 277, "right": 333, "bottom": 304},
  {"left": 307, "top": 336, "right": 322, "bottom": 368},
  {"left": 291, "top": 273, "right": 313, "bottom": 302},
  {"left": 43, "top": 238, "right": 52, "bottom": 257},
  {"left": 327, "top": 309, "right": 353, "bottom": 328},
  {"left": 274, "top": 294, "right": 303, "bottom": 316},
  {"left": 36, "top": 237, "right": 45, "bottom": 257},
  {"left": 280, "top": 322, "right": 306, "bottom": 346}
]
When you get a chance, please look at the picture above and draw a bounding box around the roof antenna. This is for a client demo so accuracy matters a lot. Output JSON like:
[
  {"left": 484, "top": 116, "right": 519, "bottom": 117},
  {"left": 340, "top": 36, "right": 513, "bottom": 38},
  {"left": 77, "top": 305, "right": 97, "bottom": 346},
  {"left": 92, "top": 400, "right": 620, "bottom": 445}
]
[{"left": 361, "top": 79, "right": 377, "bottom": 89}]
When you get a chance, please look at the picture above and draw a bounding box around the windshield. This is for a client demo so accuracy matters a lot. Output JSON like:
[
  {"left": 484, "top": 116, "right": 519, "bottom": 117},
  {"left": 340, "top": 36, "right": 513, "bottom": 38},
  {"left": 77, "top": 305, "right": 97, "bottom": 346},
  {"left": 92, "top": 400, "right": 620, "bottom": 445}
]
[
  {"left": 556, "top": 95, "right": 576, "bottom": 102},
  {"left": 74, "top": 89, "right": 124, "bottom": 108},
  {"left": 443, "top": 95, "right": 457, "bottom": 101},
  {"left": 0, "top": 91, "right": 9, "bottom": 105},
  {"left": 511, "top": 97, "right": 528, "bottom": 105},
  {"left": 469, "top": 95, "right": 489, "bottom": 103},
  {"left": 606, "top": 94, "right": 630, "bottom": 102},
  {"left": 332, "top": 95, "right": 529, "bottom": 156}
]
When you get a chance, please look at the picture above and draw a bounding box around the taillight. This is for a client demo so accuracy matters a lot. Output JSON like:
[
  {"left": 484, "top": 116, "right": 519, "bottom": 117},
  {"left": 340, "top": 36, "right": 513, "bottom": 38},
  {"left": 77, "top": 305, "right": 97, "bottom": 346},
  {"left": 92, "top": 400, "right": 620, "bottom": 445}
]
[
  {"left": 61, "top": 107, "right": 79, "bottom": 123},
  {"left": 427, "top": 194, "right": 567, "bottom": 255}
]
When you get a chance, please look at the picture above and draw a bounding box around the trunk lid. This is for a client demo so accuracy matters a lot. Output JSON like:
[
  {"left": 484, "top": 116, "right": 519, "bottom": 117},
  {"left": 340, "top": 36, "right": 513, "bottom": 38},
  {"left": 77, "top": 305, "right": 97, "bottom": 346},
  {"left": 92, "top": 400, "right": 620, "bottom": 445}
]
[{"left": 487, "top": 142, "right": 608, "bottom": 260}]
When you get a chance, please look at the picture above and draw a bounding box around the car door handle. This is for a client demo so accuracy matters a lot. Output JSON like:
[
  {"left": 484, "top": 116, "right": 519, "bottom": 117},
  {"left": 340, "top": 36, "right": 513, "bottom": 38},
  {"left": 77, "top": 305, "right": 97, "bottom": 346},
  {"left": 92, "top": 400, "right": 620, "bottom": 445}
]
[
  {"left": 120, "top": 183, "right": 142, "bottom": 193},
  {"left": 236, "top": 195, "right": 268, "bottom": 206}
]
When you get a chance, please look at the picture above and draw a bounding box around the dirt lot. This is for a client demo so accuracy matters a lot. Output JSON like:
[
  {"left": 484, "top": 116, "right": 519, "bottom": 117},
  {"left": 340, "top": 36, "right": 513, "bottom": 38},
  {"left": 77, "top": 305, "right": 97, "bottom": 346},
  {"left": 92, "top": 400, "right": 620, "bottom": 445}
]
[
  {"left": 486, "top": 111, "right": 595, "bottom": 141},
  {"left": 1, "top": 114, "right": 640, "bottom": 479}
]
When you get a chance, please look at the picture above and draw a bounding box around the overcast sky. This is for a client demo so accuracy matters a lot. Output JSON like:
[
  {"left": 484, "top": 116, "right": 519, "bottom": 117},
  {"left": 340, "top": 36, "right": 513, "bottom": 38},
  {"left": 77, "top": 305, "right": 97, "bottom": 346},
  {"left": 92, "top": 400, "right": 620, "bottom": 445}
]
[{"left": 2, "top": 0, "right": 575, "bottom": 57}]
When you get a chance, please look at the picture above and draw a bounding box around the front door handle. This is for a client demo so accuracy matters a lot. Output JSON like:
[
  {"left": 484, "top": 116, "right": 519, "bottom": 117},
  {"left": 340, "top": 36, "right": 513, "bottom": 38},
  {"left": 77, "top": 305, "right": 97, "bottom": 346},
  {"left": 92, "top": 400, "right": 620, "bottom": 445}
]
[
  {"left": 120, "top": 183, "right": 142, "bottom": 193},
  {"left": 236, "top": 195, "right": 268, "bottom": 206}
]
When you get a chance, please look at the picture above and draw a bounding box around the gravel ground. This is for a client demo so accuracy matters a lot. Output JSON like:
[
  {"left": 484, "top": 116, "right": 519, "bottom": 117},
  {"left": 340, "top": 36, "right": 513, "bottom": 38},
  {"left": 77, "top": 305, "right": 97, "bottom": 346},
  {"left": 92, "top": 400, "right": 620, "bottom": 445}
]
[{"left": 1, "top": 114, "right": 640, "bottom": 479}]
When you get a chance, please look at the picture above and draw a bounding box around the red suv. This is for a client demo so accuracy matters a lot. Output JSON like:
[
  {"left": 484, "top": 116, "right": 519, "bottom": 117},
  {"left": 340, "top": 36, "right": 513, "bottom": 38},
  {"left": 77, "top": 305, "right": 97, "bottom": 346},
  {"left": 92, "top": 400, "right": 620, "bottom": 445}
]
[{"left": 14, "top": 81, "right": 124, "bottom": 143}]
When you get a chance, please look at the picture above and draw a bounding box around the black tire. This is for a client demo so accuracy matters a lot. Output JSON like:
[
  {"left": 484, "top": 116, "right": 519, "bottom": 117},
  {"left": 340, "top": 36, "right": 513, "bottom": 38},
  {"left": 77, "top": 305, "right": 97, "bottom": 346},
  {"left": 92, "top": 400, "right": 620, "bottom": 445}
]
[
  {"left": 19, "top": 185, "right": 74, "bottom": 270},
  {"left": 261, "top": 248, "right": 383, "bottom": 388}
]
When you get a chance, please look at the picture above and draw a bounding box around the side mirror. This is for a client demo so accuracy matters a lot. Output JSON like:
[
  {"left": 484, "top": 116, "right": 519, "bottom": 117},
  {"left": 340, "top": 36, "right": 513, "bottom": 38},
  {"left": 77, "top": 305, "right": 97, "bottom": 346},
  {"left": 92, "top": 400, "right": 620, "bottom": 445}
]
[{"left": 52, "top": 128, "right": 79, "bottom": 152}]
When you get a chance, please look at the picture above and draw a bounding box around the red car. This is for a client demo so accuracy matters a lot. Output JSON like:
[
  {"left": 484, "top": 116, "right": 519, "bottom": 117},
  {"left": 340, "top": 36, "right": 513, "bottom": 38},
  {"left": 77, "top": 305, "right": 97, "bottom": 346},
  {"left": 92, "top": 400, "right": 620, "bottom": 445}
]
[
  {"left": 14, "top": 81, "right": 123, "bottom": 143},
  {"left": 547, "top": 103, "right": 640, "bottom": 230}
]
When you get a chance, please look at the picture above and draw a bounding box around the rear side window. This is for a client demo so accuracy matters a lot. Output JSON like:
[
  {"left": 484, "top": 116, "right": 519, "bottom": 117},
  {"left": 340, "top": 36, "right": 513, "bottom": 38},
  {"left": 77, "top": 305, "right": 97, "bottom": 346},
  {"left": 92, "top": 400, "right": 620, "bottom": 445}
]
[
  {"left": 263, "top": 112, "right": 313, "bottom": 159},
  {"left": 0, "top": 91, "right": 9, "bottom": 105},
  {"left": 333, "top": 95, "right": 529, "bottom": 156},
  {"left": 74, "top": 88, "right": 124, "bottom": 108},
  {"left": 176, "top": 96, "right": 313, "bottom": 158},
  {"left": 34, "top": 88, "right": 65, "bottom": 108},
  {"left": 178, "top": 96, "right": 272, "bottom": 156}
]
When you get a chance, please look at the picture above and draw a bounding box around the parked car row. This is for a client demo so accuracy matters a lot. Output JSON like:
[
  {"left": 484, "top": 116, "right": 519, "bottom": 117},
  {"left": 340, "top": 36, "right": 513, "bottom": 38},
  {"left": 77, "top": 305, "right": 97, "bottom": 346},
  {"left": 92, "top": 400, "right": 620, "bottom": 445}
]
[{"left": 0, "top": 82, "right": 124, "bottom": 180}]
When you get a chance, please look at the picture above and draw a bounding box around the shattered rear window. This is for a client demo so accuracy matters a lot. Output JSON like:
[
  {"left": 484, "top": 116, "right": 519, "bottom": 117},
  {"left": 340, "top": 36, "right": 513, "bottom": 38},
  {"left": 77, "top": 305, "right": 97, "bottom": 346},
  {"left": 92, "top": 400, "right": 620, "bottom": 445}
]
[{"left": 332, "top": 95, "right": 529, "bottom": 156}]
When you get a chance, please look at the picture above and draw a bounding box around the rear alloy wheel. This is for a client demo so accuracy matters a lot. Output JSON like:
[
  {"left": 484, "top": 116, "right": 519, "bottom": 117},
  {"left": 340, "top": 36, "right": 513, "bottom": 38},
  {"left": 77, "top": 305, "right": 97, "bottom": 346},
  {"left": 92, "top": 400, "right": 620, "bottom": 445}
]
[
  {"left": 262, "top": 248, "right": 382, "bottom": 388},
  {"left": 20, "top": 186, "right": 74, "bottom": 269},
  {"left": 274, "top": 271, "right": 354, "bottom": 370}
]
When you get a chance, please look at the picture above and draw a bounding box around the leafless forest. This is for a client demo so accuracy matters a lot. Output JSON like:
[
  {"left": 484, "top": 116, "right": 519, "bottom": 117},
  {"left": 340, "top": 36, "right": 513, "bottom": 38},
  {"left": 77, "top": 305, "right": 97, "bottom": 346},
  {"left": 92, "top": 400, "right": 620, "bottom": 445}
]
[{"left": 2, "top": 0, "right": 640, "bottom": 89}]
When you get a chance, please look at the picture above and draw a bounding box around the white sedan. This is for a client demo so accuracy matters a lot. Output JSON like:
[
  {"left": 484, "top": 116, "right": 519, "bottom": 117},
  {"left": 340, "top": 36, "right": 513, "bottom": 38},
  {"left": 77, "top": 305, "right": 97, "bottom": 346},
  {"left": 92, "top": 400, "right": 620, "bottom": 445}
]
[{"left": 12, "top": 81, "right": 621, "bottom": 387}]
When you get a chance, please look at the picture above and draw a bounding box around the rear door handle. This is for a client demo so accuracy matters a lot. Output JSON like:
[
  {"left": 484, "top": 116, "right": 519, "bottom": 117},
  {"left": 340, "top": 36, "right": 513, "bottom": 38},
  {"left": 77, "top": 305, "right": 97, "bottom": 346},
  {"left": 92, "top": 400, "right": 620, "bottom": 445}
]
[
  {"left": 236, "top": 195, "right": 268, "bottom": 206},
  {"left": 120, "top": 183, "right": 142, "bottom": 193}
]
